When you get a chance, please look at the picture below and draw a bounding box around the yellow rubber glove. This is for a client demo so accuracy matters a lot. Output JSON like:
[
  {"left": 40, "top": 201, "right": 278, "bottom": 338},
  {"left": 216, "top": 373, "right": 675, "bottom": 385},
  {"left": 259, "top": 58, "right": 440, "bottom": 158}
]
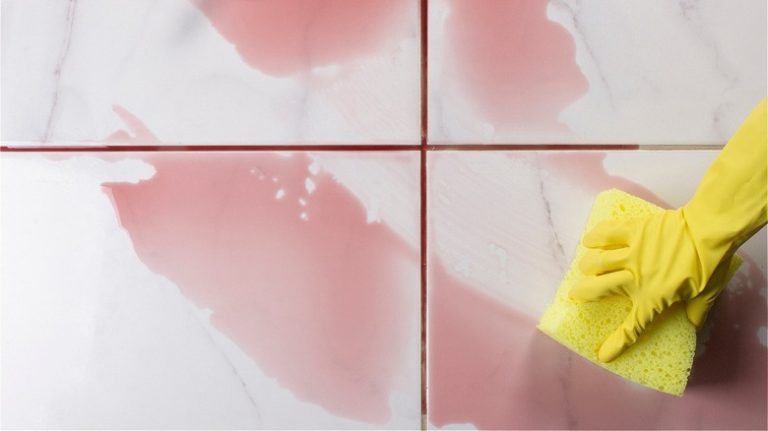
[{"left": 571, "top": 98, "right": 767, "bottom": 363}]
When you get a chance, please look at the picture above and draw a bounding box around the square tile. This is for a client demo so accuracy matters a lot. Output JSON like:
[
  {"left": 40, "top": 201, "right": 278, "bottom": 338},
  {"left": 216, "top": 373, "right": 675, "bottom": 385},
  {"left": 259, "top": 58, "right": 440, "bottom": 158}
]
[
  {"left": 1, "top": 151, "right": 421, "bottom": 429},
  {"left": 1, "top": 0, "right": 420, "bottom": 145},
  {"left": 427, "top": 150, "right": 767, "bottom": 429},
  {"left": 428, "top": 0, "right": 766, "bottom": 145}
]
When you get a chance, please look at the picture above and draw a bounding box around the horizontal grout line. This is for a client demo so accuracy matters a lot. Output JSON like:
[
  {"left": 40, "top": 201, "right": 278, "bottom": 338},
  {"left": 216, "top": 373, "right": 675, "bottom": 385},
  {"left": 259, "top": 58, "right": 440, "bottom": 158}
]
[
  {"left": 0, "top": 144, "right": 423, "bottom": 152},
  {"left": 427, "top": 144, "right": 640, "bottom": 151},
  {"left": 1, "top": 143, "right": 726, "bottom": 153},
  {"left": 637, "top": 144, "right": 725, "bottom": 150},
  {"left": 429, "top": 144, "right": 725, "bottom": 151}
]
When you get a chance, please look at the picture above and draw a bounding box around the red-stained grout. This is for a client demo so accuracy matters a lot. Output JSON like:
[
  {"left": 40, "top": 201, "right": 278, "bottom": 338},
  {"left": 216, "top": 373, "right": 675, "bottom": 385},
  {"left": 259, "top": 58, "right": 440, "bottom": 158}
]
[
  {"left": 0, "top": 1, "right": 735, "bottom": 429},
  {"left": 5, "top": 144, "right": 731, "bottom": 153},
  {"left": 0, "top": 3, "right": 711, "bottom": 429},
  {"left": 420, "top": 151, "right": 428, "bottom": 431},
  {"left": 429, "top": 144, "right": 639, "bottom": 151},
  {"left": 419, "top": 0, "right": 429, "bottom": 428},
  {"left": 0, "top": 144, "right": 422, "bottom": 152},
  {"left": 0, "top": 143, "right": 647, "bottom": 152}
]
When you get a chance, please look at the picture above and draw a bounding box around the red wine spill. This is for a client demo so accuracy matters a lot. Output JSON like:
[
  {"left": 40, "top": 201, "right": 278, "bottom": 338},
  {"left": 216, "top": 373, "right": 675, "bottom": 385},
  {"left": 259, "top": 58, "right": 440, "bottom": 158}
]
[
  {"left": 98, "top": 106, "right": 418, "bottom": 423},
  {"left": 103, "top": 152, "right": 418, "bottom": 423},
  {"left": 429, "top": 153, "right": 766, "bottom": 429},
  {"left": 190, "top": 0, "right": 412, "bottom": 76},
  {"left": 445, "top": 0, "right": 588, "bottom": 132}
]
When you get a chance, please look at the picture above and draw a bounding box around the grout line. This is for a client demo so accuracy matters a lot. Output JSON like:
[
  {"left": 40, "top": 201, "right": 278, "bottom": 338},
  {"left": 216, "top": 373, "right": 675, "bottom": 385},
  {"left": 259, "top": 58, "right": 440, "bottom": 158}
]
[
  {"left": 420, "top": 149, "right": 427, "bottom": 431},
  {"left": 636, "top": 144, "right": 725, "bottom": 150},
  {"left": 419, "top": 0, "right": 428, "bottom": 428},
  {"left": 1, "top": 144, "right": 728, "bottom": 153},
  {"left": 0, "top": 144, "right": 422, "bottom": 153},
  {"left": 0, "top": 0, "right": 733, "bottom": 428},
  {"left": 427, "top": 144, "right": 640, "bottom": 151}
]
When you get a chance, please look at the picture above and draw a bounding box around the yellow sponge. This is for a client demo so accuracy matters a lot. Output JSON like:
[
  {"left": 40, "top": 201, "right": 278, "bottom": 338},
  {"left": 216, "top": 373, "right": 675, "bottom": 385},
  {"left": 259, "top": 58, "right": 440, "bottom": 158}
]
[{"left": 538, "top": 189, "right": 741, "bottom": 396}]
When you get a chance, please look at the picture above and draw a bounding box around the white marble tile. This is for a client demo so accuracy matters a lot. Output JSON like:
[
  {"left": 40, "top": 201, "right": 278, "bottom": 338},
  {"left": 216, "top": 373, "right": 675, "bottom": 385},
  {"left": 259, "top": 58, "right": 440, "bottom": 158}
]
[
  {"left": 429, "top": 0, "right": 766, "bottom": 144},
  {"left": 1, "top": 0, "right": 420, "bottom": 145},
  {"left": 427, "top": 150, "right": 767, "bottom": 429},
  {"left": 1, "top": 152, "right": 421, "bottom": 429}
]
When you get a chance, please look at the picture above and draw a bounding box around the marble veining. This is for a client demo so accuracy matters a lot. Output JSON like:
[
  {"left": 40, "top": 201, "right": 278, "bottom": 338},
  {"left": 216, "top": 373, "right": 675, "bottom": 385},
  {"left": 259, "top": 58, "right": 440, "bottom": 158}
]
[
  {"left": 429, "top": 0, "right": 766, "bottom": 144},
  {"left": 1, "top": 0, "right": 420, "bottom": 145},
  {"left": 428, "top": 151, "right": 767, "bottom": 429},
  {"left": 2, "top": 0, "right": 766, "bottom": 429},
  {"left": 1, "top": 153, "right": 422, "bottom": 429}
]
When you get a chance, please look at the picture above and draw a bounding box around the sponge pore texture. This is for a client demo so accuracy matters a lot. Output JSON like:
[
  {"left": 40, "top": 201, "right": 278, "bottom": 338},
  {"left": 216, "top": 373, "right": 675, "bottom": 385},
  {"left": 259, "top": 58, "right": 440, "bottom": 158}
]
[{"left": 538, "top": 189, "right": 740, "bottom": 396}]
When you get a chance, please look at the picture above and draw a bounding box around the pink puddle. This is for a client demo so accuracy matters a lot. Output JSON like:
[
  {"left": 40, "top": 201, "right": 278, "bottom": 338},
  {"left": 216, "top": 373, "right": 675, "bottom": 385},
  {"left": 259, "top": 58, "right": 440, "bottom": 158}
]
[
  {"left": 429, "top": 154, "right": 767, "bottom": 429},
  {"left": 445, "top": 0, "right": 588, "bottom": 132},
  {"left": 190, "top": 0, "right": 411, "bottom": 76},
  {"left": 100, "top": 109, "right": 416, "bottom": 422}
]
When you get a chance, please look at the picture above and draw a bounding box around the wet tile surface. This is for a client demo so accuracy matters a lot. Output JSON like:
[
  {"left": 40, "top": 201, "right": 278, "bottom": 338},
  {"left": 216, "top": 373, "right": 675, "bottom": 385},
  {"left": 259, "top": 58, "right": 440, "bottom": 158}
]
[
  {"left": 1, "top": 152, "right": 421, "bottom": 429},
  {"left": 427, "top": 150, "right": 767, "bottom": 429},
  {"left": 2, "top": 1, "right": 767, "bottom": 429},
  {"left": 428, "top": 0, "right": 766, "bottom": 144}
]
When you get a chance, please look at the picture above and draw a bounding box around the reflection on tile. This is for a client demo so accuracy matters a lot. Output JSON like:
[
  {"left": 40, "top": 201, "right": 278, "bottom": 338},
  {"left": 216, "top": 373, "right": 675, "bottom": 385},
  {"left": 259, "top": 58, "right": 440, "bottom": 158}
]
[
  {"left": 1, "top": 0, "right": 420, "bottom": 145},
  {"left": 427, "top": 151, "right": 767, "bottom": 429},
  {"left": 429, "top": 0, "right": 766, "bottom": 144},
  {"left": 1, "top": 152, "right": 420, "bottom": 429}
]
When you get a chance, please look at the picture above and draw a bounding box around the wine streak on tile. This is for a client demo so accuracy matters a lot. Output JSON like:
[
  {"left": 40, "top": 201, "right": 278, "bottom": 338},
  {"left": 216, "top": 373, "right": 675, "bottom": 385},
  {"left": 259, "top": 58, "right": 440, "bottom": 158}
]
[
  {"left": 429, "top": 154, "right": 766, "bottom": 429},
  {"left": 190, "top": 0, "right": 411, "bottom": 76},
  {"left": 102, "top": 153, "right": 416, "bottom": 423},
  {"left": 445, "top": 0, "right": 588, "bottom": 132},
  {"left": 99, "top": 109, "right": 416, "bottom": 423}
]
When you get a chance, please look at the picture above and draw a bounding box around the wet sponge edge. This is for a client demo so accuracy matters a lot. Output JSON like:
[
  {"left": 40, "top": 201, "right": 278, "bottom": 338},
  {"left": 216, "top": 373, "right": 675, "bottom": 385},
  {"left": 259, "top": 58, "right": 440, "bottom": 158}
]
[{"left": 537, "top": 189, "right": 740, "bottom": 396}]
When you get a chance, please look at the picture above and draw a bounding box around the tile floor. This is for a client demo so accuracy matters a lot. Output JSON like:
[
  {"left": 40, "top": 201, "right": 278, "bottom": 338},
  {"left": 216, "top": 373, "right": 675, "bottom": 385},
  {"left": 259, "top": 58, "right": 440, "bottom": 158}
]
[{"left": 2, "top": 0, "right": 766, "bottom": 429}]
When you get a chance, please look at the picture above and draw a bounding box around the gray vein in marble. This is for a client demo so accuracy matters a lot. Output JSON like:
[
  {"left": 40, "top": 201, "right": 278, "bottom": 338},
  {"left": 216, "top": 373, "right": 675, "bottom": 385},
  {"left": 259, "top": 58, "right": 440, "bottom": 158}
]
[
  {"left": 534, "top": 161, "right": 567, "bottom": 273},
  {"left": 202, "top": 333, "right": 262, "bottom": 422},
  {"left": 289, "top": 3, "right": 318, "bottom": 142},
  {"left": 43, "top": 0, "right": 78, "bottom": 142},
  {"left": 710, "top": 101, "right": 734, "bottom": 141},
  {"left": 549, "top": 0, "right": 616, "bottom": 109},
  {"left": 674, "top": 0, "right": 740, "bottom": 141},
  {"left": 431, "top": 88, "right": 447, "bottom": 140},
  {"left": 560, "top": 352, "right": 577, "bottom": 429},
  {"left": 482, "top": 347, "right": 514, "bottom": 384},
  {"left": 678, "top": 0, "right": 700, "bottom": 20},
  {"left": 181, "top": 302, "right": 263, "bottom": 423}
]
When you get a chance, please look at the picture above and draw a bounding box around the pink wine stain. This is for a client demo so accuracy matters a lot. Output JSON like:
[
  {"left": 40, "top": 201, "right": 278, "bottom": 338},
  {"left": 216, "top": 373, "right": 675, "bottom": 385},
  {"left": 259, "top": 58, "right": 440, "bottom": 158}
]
[
  {"left": 103, "top": 153, "right": 415, "bottom": 423},
  {"left": 445, "top": 0, "right": 588, "bottom": 132},
  {"left": 429, "top": 154, "right": 767, "bottom": 429},
  {"left": 535, "top": 151, "right": 666, "bottom": 207},
  {"left": 99, "top": 109, "right": 416, "bottom": 423},
  {"left": 430, "top": 251, "right": 767, "bottom": 430},
  {"left": 190, "top": 0, "right": 411, "bottom": 76}
]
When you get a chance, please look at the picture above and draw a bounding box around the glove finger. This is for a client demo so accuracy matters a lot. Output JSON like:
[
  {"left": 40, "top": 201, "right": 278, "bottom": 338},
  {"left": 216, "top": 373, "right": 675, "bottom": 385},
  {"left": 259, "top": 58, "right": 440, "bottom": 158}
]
[
  {"left": 582, "top": 220, "right": 633, "bottom": 249},
  {"left": 686, "top": 256, "right": 740, "bottom": 329},
  {"left": 598, "top": 302, "right": 656, "bottom": 362},
  {"left": 579, "top": 247, "right": 631, "bottom": 275},
  {"left": 570, "top": 270, "right": 633, "bottom": 302}
]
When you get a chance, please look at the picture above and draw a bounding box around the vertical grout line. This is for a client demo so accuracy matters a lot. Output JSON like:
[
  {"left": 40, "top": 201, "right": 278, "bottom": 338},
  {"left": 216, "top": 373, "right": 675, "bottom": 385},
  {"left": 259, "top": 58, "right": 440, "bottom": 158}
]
[
  {"left": 419, "top": 0, "right": 429, "bottom": 429},
  {"left": 420, "top": 150, "right": 428, "bottom": 431}
]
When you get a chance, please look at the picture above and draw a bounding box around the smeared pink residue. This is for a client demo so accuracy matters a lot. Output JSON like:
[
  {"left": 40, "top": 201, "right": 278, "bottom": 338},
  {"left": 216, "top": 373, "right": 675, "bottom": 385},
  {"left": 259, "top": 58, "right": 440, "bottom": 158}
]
[
  {"left": 445, "top": 0, "right": 588, "bottom": 131},
  {"left": 429, "top": 154, "right": 767, "bottom": 429},
  {"left": 191, "top": 0, "right": 411, "bottom": 76},
  {"left": 103, "top": 152, "right": 415, "bottom": 423},
  {"left": 536, "top": 151, "right": 668, "bottom": 207},
  {"left": 430, "top": 259, "right": 766, "bottom": 429}
]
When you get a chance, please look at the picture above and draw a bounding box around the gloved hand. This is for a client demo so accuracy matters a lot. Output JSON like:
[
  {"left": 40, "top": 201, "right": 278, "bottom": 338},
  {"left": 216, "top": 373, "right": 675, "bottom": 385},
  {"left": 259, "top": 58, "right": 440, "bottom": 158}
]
[{"left": 571, "top": 98, "right": 767, "bottom": 363}]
